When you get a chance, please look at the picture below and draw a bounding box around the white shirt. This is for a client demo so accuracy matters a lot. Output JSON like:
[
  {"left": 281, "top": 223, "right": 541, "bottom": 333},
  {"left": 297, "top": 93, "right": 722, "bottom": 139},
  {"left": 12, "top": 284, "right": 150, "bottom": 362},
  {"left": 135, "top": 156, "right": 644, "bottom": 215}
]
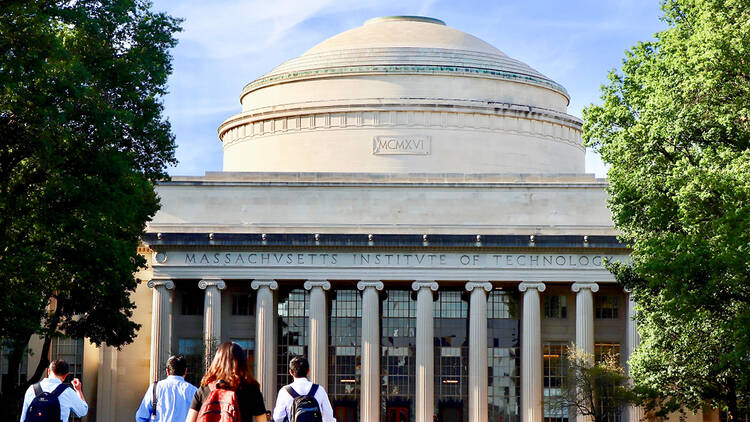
[
  {"left": 272, "top": 377, "right": 336, "bottom": 422},
  {"left": 19, "top": 377, "right": 88, "bottom": 422}
]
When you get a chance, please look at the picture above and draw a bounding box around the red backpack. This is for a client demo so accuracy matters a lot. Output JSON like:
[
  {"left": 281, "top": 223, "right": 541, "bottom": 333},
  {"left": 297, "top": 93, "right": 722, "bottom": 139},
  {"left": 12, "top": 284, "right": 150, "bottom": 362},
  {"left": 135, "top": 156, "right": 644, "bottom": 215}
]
[{"left": 196, "top": 381, "right": 241, "bottom": 422}]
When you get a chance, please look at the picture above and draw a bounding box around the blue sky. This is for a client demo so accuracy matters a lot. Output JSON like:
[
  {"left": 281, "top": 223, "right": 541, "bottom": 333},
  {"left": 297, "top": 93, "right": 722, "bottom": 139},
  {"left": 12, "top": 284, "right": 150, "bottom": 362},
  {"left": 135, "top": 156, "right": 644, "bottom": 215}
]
[{"left": 150, "top": 0, "right": 666, "bottom": 177}]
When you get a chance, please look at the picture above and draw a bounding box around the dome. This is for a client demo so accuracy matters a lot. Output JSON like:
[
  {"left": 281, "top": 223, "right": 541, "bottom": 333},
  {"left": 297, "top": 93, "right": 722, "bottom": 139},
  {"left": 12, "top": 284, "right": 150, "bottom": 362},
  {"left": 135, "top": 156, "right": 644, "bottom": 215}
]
[{"left": 219, "top": 17, "right": 584, "bottom": 174}]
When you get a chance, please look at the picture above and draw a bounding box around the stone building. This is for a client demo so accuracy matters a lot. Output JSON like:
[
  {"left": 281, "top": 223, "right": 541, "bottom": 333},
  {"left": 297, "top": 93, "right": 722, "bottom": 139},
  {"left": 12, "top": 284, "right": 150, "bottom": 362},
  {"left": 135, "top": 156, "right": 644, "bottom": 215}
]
[{"left": 8, "top": 16, "right": 711, "bottom": 422}]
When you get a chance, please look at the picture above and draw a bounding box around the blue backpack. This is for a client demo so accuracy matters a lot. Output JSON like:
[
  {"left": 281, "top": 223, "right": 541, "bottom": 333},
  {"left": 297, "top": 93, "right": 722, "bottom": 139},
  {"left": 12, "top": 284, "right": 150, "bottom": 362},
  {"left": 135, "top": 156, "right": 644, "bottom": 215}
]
[
  {"left": 24, "top": 383, "right": 68, "bottom": 422},
  {"left": 285, "top": 384, "right": 323, "bottom": 422}
]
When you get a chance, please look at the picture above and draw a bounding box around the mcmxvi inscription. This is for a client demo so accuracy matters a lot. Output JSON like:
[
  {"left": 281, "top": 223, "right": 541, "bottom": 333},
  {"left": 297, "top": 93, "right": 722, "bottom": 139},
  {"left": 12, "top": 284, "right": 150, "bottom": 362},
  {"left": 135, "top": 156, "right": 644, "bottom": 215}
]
[{"left": 373, "top": 135, "right": 430, "bottom": 155}]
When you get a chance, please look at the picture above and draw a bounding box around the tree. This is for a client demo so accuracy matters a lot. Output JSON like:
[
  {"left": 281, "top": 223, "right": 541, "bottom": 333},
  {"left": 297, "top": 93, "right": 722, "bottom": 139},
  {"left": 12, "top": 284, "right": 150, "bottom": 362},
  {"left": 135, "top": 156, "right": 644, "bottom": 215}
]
[
  {"left": 583, "top": 0, "right": 749, "bottom": 419},
  {"left": 0, "top": 0, "right": 180, "bottom": 416},
  {"left": 555, "top": 346, "right": 635, "bottom": 422}
]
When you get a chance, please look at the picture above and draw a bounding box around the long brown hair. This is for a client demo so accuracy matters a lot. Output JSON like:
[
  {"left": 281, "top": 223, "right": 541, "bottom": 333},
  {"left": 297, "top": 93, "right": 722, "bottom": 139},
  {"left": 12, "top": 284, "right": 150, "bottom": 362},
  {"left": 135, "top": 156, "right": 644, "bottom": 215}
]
[{"left": 200, "top": 342, "right": 257, "bottom": 388}]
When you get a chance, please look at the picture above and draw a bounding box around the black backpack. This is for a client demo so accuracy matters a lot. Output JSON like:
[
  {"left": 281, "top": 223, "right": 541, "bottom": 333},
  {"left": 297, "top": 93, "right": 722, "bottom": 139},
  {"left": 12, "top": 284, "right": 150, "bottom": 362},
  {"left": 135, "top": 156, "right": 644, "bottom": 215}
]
[
  {"left": 285, "top": 384, "right": 323, "bottom": 422},
  {"left": 24, "top": 383, "right": 68, "bottom": 422}
]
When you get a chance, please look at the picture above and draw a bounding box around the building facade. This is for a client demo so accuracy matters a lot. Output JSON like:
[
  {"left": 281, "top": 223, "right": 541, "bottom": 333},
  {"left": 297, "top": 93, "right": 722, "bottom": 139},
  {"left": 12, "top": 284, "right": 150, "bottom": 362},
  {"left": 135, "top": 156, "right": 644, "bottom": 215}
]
[{"left": 10, "top": 16, "right": 713, "bottom": 422}]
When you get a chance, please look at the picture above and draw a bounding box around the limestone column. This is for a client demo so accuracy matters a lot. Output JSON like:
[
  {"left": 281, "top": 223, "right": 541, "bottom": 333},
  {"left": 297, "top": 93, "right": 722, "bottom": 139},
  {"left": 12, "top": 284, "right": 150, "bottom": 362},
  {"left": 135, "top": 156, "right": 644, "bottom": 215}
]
[
  {"left": 252, "top": 279, "right": 279, "bottom": 411},
  {"left": 519, "top": 282, "right": 546, "bottom": 422},
  {"left": 199, "top": 279, "right": 226, "bottom": 366},
  {"left": 412, "top": 280, "right": 438, "bottom": 422},
  {"left": 625, "top": 290, "right": 643, "bottom": 422},
  {"left": 357, "top": 280, "right": 384, "bottom": 422},
  {"left": 572, "top": 282, "right": 599, "bottom": 422},
  {"left": 304, "top": 279, "right": 331, "bottom": 389},
  {"left": 571, "top": 282, "right": 599, "bottom": 356},
  {"left": 466, "top": 282, "right": 493, "bottom": 422},
  {"left": 147, "top": 279, "right": 174, "bottom": 383}
]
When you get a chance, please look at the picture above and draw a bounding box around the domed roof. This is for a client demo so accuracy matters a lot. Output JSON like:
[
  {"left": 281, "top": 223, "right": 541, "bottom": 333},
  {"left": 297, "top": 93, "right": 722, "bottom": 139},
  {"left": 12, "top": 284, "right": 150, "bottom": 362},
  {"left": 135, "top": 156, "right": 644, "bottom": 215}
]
[{"left": 240, "top": 16, "right": 568, "bottom": 101}]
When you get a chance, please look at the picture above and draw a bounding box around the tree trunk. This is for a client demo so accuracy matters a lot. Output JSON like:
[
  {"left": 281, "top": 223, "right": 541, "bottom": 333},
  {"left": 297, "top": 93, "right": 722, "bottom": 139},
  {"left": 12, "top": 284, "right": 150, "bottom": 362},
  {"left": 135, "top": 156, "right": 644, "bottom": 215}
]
[{"left": 726, "top": 378, "right": 738, "bottom": 422}]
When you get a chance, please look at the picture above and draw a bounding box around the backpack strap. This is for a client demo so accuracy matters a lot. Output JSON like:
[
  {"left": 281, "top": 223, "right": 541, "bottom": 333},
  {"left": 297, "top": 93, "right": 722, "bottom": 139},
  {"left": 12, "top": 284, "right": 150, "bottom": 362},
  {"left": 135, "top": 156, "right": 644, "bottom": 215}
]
[
  {"left": 284, "top": 385, "right": 300, "bottom": 398},
  {"left": 32, "top": 383, "right": 43, "bottom": 397},
  {"left": 50, "top": 383, "right": 69, "bottom": 398},
  {"left": 151, "top": 381, "right": 158, "bottom": 418},
  {"left": 307, "top": 383, "right": 319, "bottom": 398}
]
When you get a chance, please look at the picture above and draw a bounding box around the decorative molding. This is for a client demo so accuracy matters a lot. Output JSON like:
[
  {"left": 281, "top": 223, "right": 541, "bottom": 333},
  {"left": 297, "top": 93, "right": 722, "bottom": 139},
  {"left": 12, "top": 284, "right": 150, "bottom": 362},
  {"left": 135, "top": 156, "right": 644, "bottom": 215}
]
[
  {"left": 251, "top": 279, "right": 279, "bottom": 290},
  {"left": 465, "top": 281, "right": 493, "bottom": 293},
  {"left": 303, "top": 279, "right": 331, "bottom": 290},
  {"left": 198, "top": 279, "right": 226, "bottom": 290},
  {"left": 357, "top": 280, "right": 384, "bottom": 291},
  {"left": 572, "top": 282, "right": 600, "bottom": 293},
  {"left": 411, "top": 280, "right": 439, "bottom": 291},
  {"left": 147, "top": 279, "right": 175, "bottom": 290},
  {"left": 518, "top": 281, "right": 546, "bottom": 292}
]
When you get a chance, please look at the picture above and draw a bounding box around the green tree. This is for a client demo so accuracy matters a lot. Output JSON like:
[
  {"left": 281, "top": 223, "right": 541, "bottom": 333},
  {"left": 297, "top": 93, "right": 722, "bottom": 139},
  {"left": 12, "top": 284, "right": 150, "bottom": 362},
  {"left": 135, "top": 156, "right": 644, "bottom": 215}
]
[
  {"left": 0, "top": 0, "right": 180, "bottom": 416},
  {"left": 583, "top": 0, "right": 749, "bottom": 419}
]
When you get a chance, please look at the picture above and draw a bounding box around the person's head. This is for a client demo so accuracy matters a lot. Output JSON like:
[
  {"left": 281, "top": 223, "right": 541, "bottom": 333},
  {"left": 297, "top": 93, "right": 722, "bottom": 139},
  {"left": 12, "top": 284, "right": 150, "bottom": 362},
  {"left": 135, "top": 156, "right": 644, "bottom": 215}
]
[
  {"left": 200, "top": 342, "right": 255, "bottom": 388},
  {"left": 289, "top": 356, "right": 309, "bottom": 378},
  {"left": 48, "top": 360, "right": 69, "bottom": 381},
  {"left": 166, "top": 354, "right": 188, "bottom": 377}
]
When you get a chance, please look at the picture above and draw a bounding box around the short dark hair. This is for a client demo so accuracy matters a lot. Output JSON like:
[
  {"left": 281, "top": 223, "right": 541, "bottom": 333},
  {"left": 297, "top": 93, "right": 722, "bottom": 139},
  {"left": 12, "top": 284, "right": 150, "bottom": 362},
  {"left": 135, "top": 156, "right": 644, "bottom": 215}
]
[
  {"left": 166, "top": 355, "right": 188, "bottom": 376},
  {"left": 289, "top": 356, "right": 309, "bottom": 378},
  {"left": 50, "top": 360, "right": 69, "bottom": 377}
]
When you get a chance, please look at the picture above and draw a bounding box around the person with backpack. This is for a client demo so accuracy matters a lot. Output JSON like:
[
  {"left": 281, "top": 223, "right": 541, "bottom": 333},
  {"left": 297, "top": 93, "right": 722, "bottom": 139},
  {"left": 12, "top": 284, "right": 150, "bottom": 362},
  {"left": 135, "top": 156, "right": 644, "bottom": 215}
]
[
  {"left": 271, "top": 356, "right": 335, "bottom": 422},
  {"left": 19, "top": 359, "right": 88, "bottom": 422},
  {"left": 135, "top": 354, "right": 197, "bottom": 422},
  {"left": 185, "top": 342, "right": 267, "bottom": 422}
]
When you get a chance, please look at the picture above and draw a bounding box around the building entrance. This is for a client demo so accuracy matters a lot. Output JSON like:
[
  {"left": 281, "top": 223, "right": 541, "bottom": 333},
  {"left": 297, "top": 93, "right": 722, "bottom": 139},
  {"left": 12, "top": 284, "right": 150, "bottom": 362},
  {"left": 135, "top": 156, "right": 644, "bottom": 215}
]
[
  {"left": 386, "top": 406, "right": 409, "bottom": 422},
  {"left": 438, "top": 401, "right": 463, "bottom": 421}
]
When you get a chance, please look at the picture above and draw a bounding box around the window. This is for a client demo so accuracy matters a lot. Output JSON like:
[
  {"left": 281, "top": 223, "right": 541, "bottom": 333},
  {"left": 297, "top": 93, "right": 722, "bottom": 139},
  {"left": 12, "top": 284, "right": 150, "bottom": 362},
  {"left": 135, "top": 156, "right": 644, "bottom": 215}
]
[
  {"left": 488, "top": 291, "right": 521, "bottom": 422},
  {"left": 328, "top": 289, "right": 361, "bottom": 405},
  {"left": 544, "top": 295, "right": 568, "bottom": 319},
  {"left": 434, "top": 291, "right": 468, "bottom": 419},
  {"left": 232, "top": 294, "right": 252, "bottom": 316},
  {"left": 51, "top": 337, "right": 84, "bottom": 380},
  {"left": 181, "top": 285, "right": 204, "bottom": 315},
  {"left": 595, "top": 296, "right": 619, "bottom": 319},
  {"left": 178, "top": 338, "right": 203, "bottom": 385},
  {"left": 594, "top": 343, "right": 622, "bottom": 422},
  {"left": 277, "top": 289, "right": 309, "bottom": 388},
  {"left": 543, "top": 343, "right": 569, "bottom": 422},
  {"left": 381, "top": 290, "right": 416, "bottom": 417}
]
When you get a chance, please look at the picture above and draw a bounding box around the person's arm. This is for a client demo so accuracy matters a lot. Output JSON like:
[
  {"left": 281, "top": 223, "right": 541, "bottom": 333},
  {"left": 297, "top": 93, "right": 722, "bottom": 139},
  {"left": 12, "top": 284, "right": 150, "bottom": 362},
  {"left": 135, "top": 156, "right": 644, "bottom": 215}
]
[
  {"left": 185, "top": 409, "right": 198, "bottom": 422},
  {"left": 134, "top": 383, "right": 154, "bottom": 422},
  {"left": 69, "top": 379, "right": 88, "bottom": 417},
  {"left": 272, "top": 389, "right": 289, "bottom": 422},
  {"left": 315, "top": 386, "right": 336, "bottom": 422},
  {"left": 186, "top": 386, "right": 203, "bottom": 422}
]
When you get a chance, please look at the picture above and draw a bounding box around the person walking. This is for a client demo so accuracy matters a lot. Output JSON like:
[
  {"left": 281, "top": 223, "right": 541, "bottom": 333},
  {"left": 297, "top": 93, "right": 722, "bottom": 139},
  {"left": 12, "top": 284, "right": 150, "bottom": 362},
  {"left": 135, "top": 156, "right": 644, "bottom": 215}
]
[
  {"left": 186, "top": 342, "right": 266, "bottom": 422},
  {"left": 135, "top": 354, "right": 197, "bottom": 422},
  {"left": 19, "top": 359, "right": 88, "bottom": 422},
  {"left": 272, "top": 356, "right": 335, "bottom": 422}
]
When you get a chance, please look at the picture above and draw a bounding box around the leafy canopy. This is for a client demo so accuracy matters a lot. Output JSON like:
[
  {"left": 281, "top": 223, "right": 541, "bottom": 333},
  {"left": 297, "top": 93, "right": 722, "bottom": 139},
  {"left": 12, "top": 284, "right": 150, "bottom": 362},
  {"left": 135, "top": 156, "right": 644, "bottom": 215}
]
[
  {"left": 583, "top": 0, "right": 749, "bottom": 417},
  {"left": 0, "top": 0, "right": 181, "bottom": 410}
]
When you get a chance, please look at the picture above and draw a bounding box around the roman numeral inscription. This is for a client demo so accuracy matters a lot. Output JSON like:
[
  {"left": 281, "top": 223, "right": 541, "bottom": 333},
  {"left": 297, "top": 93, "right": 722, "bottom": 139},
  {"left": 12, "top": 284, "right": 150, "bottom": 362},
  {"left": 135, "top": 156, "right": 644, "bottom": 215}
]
[{"left": 373, "top": 135, "right": 431, "bottom": 155}]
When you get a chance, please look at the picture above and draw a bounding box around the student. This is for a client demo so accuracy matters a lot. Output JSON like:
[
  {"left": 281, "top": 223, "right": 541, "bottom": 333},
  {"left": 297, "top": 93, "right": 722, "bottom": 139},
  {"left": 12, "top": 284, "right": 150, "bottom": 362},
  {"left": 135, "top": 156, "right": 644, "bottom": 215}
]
[
  {"left": 19, "top": 359, "right": 88, "bottom": 422},
  {"left": 186, "top": 342, "right": 266, "bottom": 422},
  {"left": 135, "top": 354, "right": 197, "bottom": 422},
  {"left": 272, "top": 356, "right": 335, "bottom": 422}
]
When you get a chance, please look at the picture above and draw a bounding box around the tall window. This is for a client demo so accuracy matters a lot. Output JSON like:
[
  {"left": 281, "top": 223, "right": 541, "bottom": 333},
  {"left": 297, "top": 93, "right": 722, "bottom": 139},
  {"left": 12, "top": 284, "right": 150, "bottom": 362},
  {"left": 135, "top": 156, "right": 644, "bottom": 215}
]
[
  {"left": 0, "top": 341, "right": 28, "bottom": 393},
  {"left": 232, "top": 294, "right": 253, "bottom": 316},
  {"left": 543, "top": 343, "right": 569, "bottom": 422},
  {"left": 178, "top": 338, "right": 203, "bottom": 385},
  {"left": 544, "top": 296, "right": 568, "bottom": 319},
  {"left": 434, "top": 290, "right": 468, "bottom": 421},
  {"left": 488, "top": 290, "right": 521, "bottom": 422},
  {"left": 328, "top": 289, "right": 361, "bottom": 422},
  {"left": 277, "top": 289, "right": 309, "bottom": 388},
  {"left": 381, "top": 290, "right": 416, "bottom": 419},
  {"left": 595, "top": 296, "right": 619, "bottom": 319},
  {"left": 52, "top": 337, "right": 84, "bottom": 381},
  {"left": 595, "top": 343, "right": 622, "bottom": 422},
  {"left": 181, "top": 284, "right": 204, "bottom": 315}
]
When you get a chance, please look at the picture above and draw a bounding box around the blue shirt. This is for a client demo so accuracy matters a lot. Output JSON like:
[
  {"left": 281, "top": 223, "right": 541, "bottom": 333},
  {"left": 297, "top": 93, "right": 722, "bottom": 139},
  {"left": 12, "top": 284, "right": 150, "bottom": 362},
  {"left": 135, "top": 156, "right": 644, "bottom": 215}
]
[
  {"left": 20, "top": 377, "right": 88, "bottom": 422},
  {"left": 135, "top": 375, "right": 198, "bottom": 422}
]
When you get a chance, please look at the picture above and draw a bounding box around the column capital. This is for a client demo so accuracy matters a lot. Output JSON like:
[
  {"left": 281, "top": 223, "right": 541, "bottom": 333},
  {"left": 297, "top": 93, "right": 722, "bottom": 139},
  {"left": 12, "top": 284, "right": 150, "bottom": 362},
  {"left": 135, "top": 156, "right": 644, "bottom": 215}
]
[
  {"left": 465, "top": 281, "right": 492, "bottom": 293},
  {"left": 251, "top": 279, "right": 279, "bottom": 290},
  {"left": 147, "top": 279, "right": 175, "bottom": 290},
  {"left": 518, "top": 281, "right": 546, "bottom": 292},
  {"left": 572, "top": 282, "right": 599, "bottom": 293},
  {"left": 411, "top": 280, "right": 438, "bottom": 292},
  {"left": 304, "top": 279, "right": 331, "bottom": 290},
  {"left": 357, "top": 280, "right": 384, "bottom": 291},
  {"left": 199, "top": 279, "right": 226, "bottom": 290}
]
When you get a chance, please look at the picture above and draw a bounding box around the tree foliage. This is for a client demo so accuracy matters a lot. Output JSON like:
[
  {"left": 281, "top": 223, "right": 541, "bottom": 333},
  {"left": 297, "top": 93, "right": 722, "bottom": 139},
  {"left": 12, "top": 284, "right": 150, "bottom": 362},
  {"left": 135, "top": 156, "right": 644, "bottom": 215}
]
[
  {"left": 0, "top": 0, "right": 180, "bottom": 415},
  {"left": 583, "top": 0, "right": 749, "bottom": 418}
]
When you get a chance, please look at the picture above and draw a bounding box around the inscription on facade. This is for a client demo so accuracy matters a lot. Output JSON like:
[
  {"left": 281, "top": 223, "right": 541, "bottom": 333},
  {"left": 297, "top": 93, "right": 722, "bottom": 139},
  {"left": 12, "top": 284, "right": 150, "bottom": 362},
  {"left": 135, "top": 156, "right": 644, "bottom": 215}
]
[
  {"left": 373, "top": 135, "right": 430, "bottom": 155},
  {"left": 156, "top": 251, "right": 626, "bottom": 269}
]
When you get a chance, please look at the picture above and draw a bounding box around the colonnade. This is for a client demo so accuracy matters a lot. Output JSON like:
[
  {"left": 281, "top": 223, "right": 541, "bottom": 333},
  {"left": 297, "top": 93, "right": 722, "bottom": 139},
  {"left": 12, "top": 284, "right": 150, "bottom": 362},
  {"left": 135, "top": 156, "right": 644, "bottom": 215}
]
[{"left": 148, "top": 278, "right": 640, "bottom": 422}]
